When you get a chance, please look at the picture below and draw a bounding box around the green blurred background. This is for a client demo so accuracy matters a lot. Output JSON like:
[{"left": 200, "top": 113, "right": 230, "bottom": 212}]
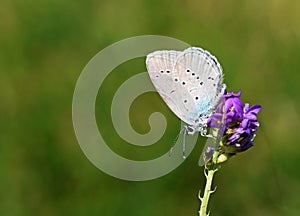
[{"left": 1, "top": 0, "right": 300, "bottom": 215}]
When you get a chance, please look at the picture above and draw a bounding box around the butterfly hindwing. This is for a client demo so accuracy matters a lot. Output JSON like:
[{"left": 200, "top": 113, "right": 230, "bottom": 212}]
[{"left": 173, "top": 47, "right": 225, "bottom": 123}]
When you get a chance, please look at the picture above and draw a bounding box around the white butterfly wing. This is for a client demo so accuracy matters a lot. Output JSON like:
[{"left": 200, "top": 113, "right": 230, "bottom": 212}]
[
  {"left": 173, "top": 47, "right": 226, "bottom": 123},
  {"left": 146, "top": 47, "right": 226, "bottom": 129},
  {"left": 146, "top": 50, "right": 198, "bottom": 125}
]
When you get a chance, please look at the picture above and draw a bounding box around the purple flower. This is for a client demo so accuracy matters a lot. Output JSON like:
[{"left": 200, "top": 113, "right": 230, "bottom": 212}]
[
  {"left": 207, "top": 90, "right": 261, "bottom": 156},
  {"left": 208, "top": 91, "right": 244, "bottom": 128}
]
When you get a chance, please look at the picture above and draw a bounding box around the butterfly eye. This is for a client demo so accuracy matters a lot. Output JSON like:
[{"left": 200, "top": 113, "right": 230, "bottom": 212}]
[
  {"left": 200, "top": 82, "right": 203, "bottom": 85},
  {"left": 174, "top": 78, "right": 178, "bottom": 82},
  {"left": 166, "top": 70, "right": 170, "bottom": 73},
  {"left": 182, "top": 82, "right": 186, "bottom": 85},
  {"left": 195, "top": 97, "right": 199, "bottom": 100},
  {"left": 160, "top": 70, "right": 164, "bottom": 73},
  {"left": 186, "top": 69, "right": 190, "bottom": 73},
  {"left": 184, "top": 99, "right": 187, "bottom": 103}
]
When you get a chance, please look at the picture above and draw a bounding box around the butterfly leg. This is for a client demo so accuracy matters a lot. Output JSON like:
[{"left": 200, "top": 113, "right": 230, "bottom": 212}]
[
  {"left": 169, "top": 126, "right": 185, "bottom": 157},
  {"left": 200, "top": 127, "right": 213, "bottom": 138},
  {"left": 182, "top": 124, "right": 193, "bottom": 159},
  {"left": 182, "top": 128, "right": 187, "bottom": 159},
  {"left": 169, "top": 124, "right": 191, "bottom": 159}
]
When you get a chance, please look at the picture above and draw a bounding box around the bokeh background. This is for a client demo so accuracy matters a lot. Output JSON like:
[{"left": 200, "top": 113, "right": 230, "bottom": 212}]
[{"left": 1, "top": 0, "right": 300, "bottom": 215}]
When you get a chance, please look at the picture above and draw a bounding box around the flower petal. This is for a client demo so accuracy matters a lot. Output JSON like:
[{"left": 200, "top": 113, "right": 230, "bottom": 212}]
[
  {"left": 207, "top": 113, "right": 222, "bottom": 128},
  {"left": 247, "top": 104, "right": 261, "bottom": 115}
]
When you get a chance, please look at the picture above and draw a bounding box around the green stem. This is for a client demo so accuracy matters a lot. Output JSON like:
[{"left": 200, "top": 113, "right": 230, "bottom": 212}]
[{"left": 199, "top": 150, "right": 219, "bottom": 216}]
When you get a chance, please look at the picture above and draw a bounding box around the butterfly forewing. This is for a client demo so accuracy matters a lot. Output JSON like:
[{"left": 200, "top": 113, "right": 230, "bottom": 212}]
[{"left": 146, "top": 50, "right": 198, "bottom": 125}]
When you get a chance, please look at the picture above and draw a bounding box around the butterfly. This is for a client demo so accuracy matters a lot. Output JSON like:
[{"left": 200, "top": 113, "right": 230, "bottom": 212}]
[{"left": 146, "top": 47, "right": 226, "bottom": 137}]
